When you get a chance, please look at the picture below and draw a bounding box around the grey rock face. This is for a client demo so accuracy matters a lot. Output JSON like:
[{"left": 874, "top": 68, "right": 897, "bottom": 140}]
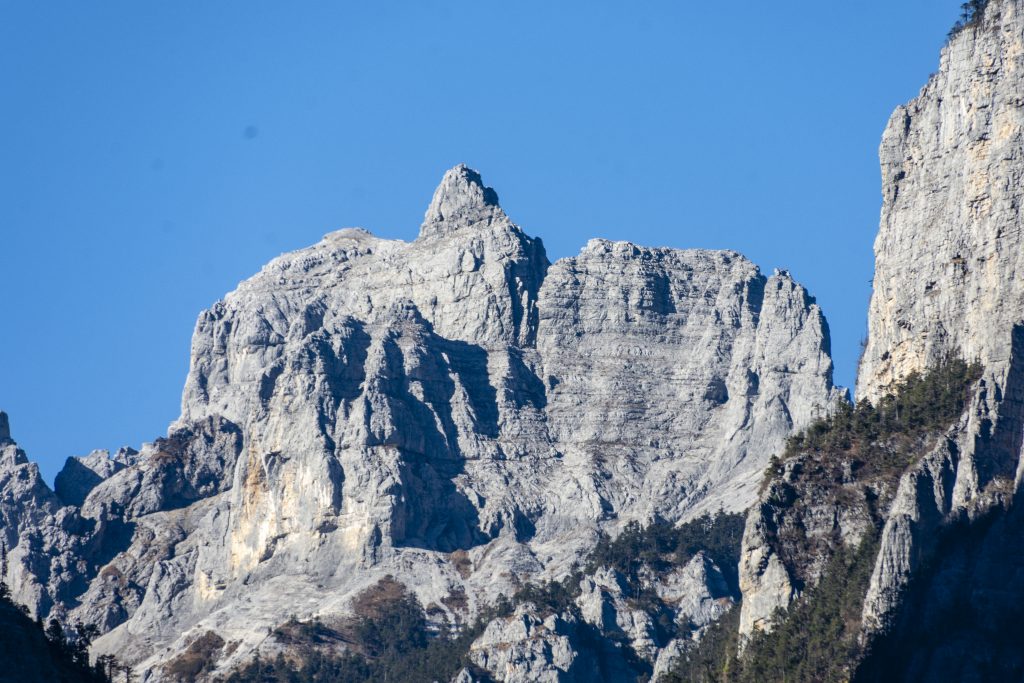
[
  {"left": 55, "top": 450, "right": 126, "bottom": 507},
  {"left": 451, "top": 669, "right": 481, "bottom": 683},
  {"left": 576, "top": 566, "right": 660, "bottom": 661},
  {"left": 740, "top": 5, "right": 1024, "bottom": 677},
  {"left": 0, "top": 423, "right": 99, "bottom": 621},
  {"left": 568, "top": 555, "right": 736, "bottom": 679},
  {"left": 855, "top": 0, "right": 1024, "bottom": 651},
  {"left": 655, "top": 552, "right": 733, "bottom": 634},
  {"left": 421, "top": 164, "right": 503, "bottom": 238},
  {"left": 737, "top": 447, "right": 879, "bottom": 637},
  {"left": 858, "top": 0, "right": 1024, "bottom": 401},
  {"left": 0, "top": 431, "right": 63, "bottom": 612},
  {"left": 468, "top": 604, "right": 599, "bottom": 683},
  {"left": 861, "top": 334, "right": 1024, "bottom": 632},
  {"left": 1, "top": 165, "right": 838, "bottom": 679},
  {"left": 539, "top": 244, "right": 840, "bottom": 521},
  {"left": 0, "top": 415, "right": 244, "bottom": 632}
]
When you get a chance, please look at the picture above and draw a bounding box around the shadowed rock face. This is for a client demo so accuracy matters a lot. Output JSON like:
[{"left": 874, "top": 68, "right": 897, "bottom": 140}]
[
  {"left": 55, "top": 449, "right": 133, "bottom": 507},
  {"left": 0, "top": 165, "right": 837, "bottom": 680}
]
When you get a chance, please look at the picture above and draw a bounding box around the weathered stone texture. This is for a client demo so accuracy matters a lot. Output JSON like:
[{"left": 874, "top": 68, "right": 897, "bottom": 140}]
[{"left": 1, "top": 165, "right": 837, "bottom": 679}]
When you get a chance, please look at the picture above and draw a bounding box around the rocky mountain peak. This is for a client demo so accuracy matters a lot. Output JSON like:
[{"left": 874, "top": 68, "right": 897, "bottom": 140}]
[
  {"left": 0, "top": 411, "right": 10, "bottom": 445},
  {"left": 419, "top": 164, "right": 503, "bottom": 238},
  {"left": 1, "top": 165, "right": 840, "bottom": 680},
  {"left": 54, "top": 450, "right": 127, "bottom": 507},
  {"left": 0, "top": 446, "right": 27, "bottom": 471}
]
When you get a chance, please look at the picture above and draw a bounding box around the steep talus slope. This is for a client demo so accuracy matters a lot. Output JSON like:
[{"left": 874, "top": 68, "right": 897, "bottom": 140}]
[
  {"left": 0, "top": 165, "right": 838, "bottom": 680},
  {"left": 735, "top": 2, "right": 1024, "bottom": 681}
]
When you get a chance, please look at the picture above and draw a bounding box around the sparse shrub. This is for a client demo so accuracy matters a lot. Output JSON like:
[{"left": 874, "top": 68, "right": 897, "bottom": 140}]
[
  {"left": 949, "top": 0, "right": 990, "bottom": 39},
  {"left": 164, "top": 631, "right": 225, "bottom": 680}
]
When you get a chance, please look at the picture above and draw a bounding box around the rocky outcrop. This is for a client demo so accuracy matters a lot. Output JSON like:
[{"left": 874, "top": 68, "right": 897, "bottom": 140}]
[
  {"left": 855, "top": 5, "right": 1024, "bottom": 675},
  {"left": 0, "top": 165, "right": 838, "bottom": 680},
  {"left": 0, "top": 414, "right": 246, "bottom": 631},
  {"left": 737, "top": 426, "right": 883, "bottom": 638},
  {"left": 649, "top": 554, "right": 736, "bottom": 679},
  {"left": 737, "top": 3, "right": 1024, "bottom": 679},
  {"left": 853, "top": 330, "right": 1024, "bottom": 680},
  {"left": 55, "top": 449, "right": 134, "bottom": 507},
  {"left": 468, "top": 604, "right": 601, "bottom": 682},
  {"left": 0, "top": 412, "right": 94, "bottom": 620},
  {"left": 573, "top": 555, "right": 734, "bottom": 666},
  {"left": 858, "top": 0, "right": 1024, "bottom": 401},
  {"left": 467, "top": 552, "right": 736, "bottom": 682},
  {"left": 859, "top": 355, "right": 1022, "bottom": 636},
  {"left": 654, "top": 552, "right": 733, "bottom": 630},
  {"left": 576, "top": 567, "right": 659, "bottom": 659}
]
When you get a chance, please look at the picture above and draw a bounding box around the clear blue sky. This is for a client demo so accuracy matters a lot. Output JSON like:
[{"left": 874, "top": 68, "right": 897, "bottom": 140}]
[{"left": 2, "top": 1, "right": 964, "bottom": 482}]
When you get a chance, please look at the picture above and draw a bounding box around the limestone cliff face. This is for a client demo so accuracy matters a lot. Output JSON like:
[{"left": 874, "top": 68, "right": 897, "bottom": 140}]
[
  {"left": 539, "top": 243, "right": 838, "bottom": 521},
  {"left": 739, "top": 4, "right": 1024, "bottom": 678},
  {"left": 858, "top": 0, "right": 1024, "bottom": 401},
  {"left": 859, "top": 4, "right": 1024, "bottom": 666},
  {"left": 0, "top": 165, "right": 837, "bottom": 679}
]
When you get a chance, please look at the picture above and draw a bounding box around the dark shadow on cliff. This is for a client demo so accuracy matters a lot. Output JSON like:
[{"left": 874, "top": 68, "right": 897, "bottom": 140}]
[
  {"left": 54, "top": 459, "right": 107, "bottom": 507},
  {"left": 855, "top": 500, "right": 1024, "bottom": 683},
  {"left": 376, "top": 330, "right": 506, "bottom": 553},
  {"left": 856, "top": 326, "right": 1024, "bottom": 682}
]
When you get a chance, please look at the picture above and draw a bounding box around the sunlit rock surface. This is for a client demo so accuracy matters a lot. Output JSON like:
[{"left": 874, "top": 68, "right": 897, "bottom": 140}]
[
  {"left": 0, "top": 165, "right": 837, "bottom": 679},
  {"left": 740, "top": 5, "right": 1024, "bottom": 679}
]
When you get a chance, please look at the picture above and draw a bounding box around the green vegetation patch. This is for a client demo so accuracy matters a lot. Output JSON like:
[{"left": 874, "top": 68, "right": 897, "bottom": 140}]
[
  {"left": 949, "top": 0, "right": 990, "bottom": 39},
  {"left": 770, "top": 356, "right": 982, "bottom": 487},
  {"left": 663, "top": 532, "right": 879, "bottom": 683},
  {"left": 664, "top": 357, "right": 982, "bottom": 682}
]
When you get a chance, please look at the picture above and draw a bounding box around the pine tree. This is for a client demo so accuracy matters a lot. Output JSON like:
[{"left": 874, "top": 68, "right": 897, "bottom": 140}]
[
  {"left": 96, "top": 654, "right": 119, "bottom": 682},
  {"left": 950, "top": 0, "right": 990, "bottom": 38},
  {"left": 46, "top": 618, "right": 66, "bottom": 645},
  {"left": 72, "top": 621, "right": 101, "bottom": 667},
  {"left": 0, "top": 539, "right": 9, "bottom": 602}
]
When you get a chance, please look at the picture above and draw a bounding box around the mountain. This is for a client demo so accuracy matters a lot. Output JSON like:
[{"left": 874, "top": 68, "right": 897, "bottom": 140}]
[
  {"left": 0, "top": 165, "right": 838, "bottom": 680},
  {"left": 9, "top": 2, "right": 1023, "bottom": 679},
  {"left": 723, "top": 1, "right": 1024, "bottom": 680}
]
